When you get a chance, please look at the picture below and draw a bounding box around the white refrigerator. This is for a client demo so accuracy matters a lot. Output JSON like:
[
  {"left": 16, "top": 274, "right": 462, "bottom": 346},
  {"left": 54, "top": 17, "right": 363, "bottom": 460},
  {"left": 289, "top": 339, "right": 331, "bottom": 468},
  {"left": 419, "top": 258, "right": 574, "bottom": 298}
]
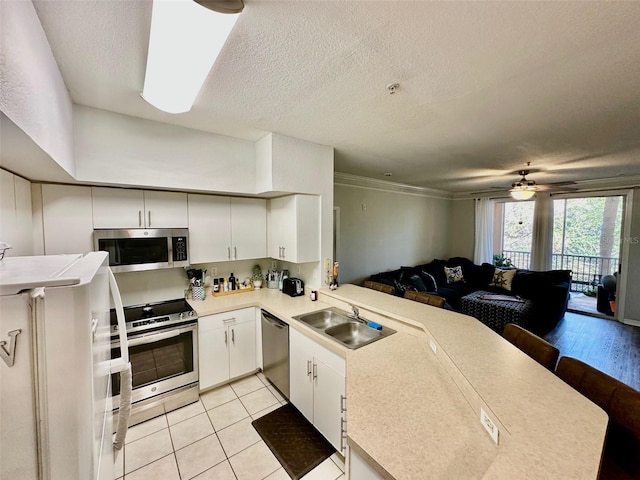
[{"left": 0, "top": 252, "right": 126, "bottom": 480}]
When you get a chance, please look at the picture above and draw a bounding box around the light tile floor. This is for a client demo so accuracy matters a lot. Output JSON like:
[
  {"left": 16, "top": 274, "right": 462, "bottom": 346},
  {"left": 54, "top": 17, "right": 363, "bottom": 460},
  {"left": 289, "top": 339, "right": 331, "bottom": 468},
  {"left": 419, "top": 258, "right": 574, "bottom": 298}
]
[{"left": 115, "top": 372, "right": 345, "bottom": 480}]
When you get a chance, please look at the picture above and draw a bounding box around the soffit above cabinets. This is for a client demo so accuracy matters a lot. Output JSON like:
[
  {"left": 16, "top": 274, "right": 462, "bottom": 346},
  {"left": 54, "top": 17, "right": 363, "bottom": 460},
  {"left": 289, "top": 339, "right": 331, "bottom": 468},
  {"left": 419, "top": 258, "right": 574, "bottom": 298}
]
[{"left": 20, "top": 1, "right": 640, "bottom": 193}]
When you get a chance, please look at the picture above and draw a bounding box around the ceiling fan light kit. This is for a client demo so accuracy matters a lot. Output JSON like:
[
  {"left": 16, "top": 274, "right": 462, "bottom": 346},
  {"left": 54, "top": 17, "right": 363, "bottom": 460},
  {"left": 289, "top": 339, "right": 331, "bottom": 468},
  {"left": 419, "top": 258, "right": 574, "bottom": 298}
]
[
  {"left": 141, "top": 0, "right": 242, "bottom": 114},
  {"left": 510, "top": 169, "right": 537, "bottom": 200}
]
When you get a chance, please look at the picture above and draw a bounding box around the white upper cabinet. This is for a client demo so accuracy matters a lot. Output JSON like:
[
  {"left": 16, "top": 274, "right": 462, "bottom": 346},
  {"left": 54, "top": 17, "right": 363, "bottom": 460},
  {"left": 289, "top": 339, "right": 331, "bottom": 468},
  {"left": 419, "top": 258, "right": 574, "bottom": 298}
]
[
  {"left": 188, "top": 195, "right": 266, "bottom": 264},
  {"left": 230, "top": 197, "right": 267, "bottom": 261},
  {"left": 0, "top": 170, "right": 33, "bottom": 256},
  {"left": 92, "top": 187, "right": 187, "bottom": 229},
  {"left": 268, "top": 195, "right": 319, "bottom": 263},
  {"left": 42, "top": 184, "right": 94, "bottom": 254},
  {"left": 143, "top": 190, "right": 188, "bottom": 228},
  {"left": 188, "top": 195, "right": 232, "bottom": 263}
]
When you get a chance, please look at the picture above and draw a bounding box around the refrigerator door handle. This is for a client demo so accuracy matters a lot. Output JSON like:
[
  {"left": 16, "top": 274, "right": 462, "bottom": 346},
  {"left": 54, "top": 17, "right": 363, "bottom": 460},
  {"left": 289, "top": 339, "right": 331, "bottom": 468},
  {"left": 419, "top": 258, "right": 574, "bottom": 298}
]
[{"left": 108, "top": 267, "right": 132, "bottom": 451}]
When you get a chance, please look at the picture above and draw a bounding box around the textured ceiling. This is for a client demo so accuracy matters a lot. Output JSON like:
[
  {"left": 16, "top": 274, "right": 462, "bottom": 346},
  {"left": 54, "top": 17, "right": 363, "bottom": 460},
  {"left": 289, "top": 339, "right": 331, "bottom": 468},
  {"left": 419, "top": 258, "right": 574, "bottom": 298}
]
[{"left": 31, "top": 0, "right": 640, "bottom": 192}]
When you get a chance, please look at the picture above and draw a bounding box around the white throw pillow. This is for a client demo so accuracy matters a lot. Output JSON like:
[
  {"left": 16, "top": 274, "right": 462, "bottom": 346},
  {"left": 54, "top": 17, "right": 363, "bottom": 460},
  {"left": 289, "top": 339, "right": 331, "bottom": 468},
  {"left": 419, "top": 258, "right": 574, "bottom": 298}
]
[{"left": 490, "top": 268, "right": 516, "bottom": 291}]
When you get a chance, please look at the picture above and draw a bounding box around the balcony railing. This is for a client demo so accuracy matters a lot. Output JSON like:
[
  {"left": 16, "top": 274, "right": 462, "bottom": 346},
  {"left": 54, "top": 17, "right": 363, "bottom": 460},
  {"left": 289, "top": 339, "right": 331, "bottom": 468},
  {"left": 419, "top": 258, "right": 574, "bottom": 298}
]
[{"left": 501, "top": 250, "right": 619, "bottom": 293}]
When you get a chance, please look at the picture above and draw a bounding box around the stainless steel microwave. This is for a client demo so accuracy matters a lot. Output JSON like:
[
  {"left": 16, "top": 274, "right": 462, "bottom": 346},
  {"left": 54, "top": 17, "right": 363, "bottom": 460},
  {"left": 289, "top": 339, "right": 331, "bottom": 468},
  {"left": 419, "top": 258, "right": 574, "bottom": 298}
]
[{"left": 93, "top": 229, "right": 189, "bottom": 273}]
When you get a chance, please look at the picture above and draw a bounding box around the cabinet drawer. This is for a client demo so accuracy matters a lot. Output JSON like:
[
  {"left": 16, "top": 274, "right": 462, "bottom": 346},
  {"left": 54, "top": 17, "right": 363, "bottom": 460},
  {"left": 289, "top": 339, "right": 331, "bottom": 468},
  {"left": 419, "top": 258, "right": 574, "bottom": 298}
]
[{"left": 199, "top": 307, "right": 256, "bottom": 333}]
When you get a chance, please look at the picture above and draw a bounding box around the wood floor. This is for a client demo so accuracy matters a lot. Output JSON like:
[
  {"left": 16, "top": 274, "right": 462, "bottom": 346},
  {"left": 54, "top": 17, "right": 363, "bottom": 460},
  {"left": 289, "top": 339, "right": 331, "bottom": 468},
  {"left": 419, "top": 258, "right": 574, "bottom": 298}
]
[{"left": 545, "top": 312, "right": 640, "bottom": 391}]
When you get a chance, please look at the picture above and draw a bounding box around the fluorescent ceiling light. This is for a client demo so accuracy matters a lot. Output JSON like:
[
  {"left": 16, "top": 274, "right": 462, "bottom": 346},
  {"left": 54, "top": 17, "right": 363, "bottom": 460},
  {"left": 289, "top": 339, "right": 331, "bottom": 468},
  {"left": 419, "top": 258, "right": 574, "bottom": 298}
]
[{"left": 142, "top": 0, "right": 240, "bottom": 114}]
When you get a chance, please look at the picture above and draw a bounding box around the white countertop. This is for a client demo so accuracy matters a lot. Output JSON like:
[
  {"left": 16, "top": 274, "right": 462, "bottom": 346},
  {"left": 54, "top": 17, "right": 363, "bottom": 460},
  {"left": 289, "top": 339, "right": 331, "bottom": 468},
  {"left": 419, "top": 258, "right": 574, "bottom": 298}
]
[{"left": 188, "top": 284, "right": 608, "bottom": 479}]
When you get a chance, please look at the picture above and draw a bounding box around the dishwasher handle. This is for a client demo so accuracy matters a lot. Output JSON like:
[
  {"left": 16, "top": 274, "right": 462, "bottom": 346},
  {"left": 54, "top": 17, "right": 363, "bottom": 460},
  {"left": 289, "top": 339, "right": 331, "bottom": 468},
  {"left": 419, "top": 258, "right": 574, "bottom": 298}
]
[{"left": 262, "top": 310, "right": 286, "bottom": 329}]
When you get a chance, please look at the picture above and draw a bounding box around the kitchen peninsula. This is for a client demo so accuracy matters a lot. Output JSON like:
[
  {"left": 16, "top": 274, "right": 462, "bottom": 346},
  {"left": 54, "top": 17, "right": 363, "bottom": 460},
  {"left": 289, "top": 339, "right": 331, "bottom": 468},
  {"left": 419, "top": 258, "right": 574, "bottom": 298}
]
[{"left": 188, "top": 284, "right": 607, "bottom": 479}]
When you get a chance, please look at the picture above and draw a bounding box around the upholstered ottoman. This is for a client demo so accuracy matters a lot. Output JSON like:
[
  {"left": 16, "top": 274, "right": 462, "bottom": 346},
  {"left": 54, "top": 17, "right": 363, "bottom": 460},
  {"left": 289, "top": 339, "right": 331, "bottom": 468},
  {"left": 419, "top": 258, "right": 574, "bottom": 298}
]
[{"left": 459, "top": 290, "right": 533, "bottom": 332}]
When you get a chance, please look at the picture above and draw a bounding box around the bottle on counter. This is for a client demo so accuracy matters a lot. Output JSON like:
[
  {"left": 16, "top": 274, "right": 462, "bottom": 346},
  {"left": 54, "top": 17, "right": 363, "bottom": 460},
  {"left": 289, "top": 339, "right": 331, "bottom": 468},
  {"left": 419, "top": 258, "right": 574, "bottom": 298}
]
[
  {"left": 223, "top": 279, "right": 229, "bottom": 292},
  {"left": 229, "top": 273, "right": 236, "bottom": 291},
  {"left": 213, "top": 278, "right": 220, "bottom": 293}
]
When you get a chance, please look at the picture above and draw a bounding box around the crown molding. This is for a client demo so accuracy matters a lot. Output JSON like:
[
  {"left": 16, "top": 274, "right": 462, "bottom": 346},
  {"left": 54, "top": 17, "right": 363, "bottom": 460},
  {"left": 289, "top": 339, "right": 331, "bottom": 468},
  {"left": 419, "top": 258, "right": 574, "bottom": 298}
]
[{"left": 334, "top": 172, "right": 453, "bottom": 200}]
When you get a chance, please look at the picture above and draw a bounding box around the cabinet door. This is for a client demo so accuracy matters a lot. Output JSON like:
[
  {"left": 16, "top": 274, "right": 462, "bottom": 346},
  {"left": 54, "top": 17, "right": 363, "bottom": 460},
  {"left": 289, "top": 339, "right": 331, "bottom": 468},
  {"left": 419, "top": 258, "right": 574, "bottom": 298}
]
[
  {"left": 198, "top": 327, "right": 230, "bottom": 390},
  {"left": 0, "top": 171, "right": 34, "bottom": 256},
  {"left": 293, "top": 195, "right": 320, "bottom": 263},
  {"left": 313, "top": 359, "right": 345, "bottom": 452},
  {"left": 188, "top": 194, "right": 231, "bottom": 263},
  {"left": 14, "top": 176, "right": 33, "bottom": 256},
  {"left": 92, "top": 187, "right": 144, "bottom": 228},
  {"left": 143, "top": 191, "right": 188, "bottom": 228},
  {"left": 231, "top": 197, "right": 266, "bottom": 260},
  {"left": 289, "top": 329, "right": 314, "bottom": 423},
  {"left": 43, "top": 185, "right": 94, "bottom": 254},
  {"left": 267, "top": 196, "right": 285, "bottom": 259},
  {"left": 279, "top": 196, "right": 297, "bottom": 261},
  {"left": 229, "top": 321, "right": 256, "bottom": 379}
]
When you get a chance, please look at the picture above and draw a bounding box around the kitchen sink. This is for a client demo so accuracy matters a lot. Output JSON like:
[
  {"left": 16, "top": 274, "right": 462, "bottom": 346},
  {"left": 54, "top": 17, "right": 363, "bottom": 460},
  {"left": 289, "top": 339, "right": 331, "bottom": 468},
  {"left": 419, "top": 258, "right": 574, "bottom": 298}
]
[
  {"left": 295, "top": 308, "right": 351, "bottom": 329},
  {"left": 324, "top": 322, "right": 382, "bottom": 347},
  {"left": 293, "top": 307, "right": 396, "bottom": 349}
]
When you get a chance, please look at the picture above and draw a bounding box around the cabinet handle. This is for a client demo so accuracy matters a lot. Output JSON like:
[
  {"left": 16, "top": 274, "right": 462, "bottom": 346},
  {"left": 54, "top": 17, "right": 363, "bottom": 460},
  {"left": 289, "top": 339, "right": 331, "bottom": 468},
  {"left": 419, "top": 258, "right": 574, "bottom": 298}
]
[
  {"left": 234, "top": 246, "right": 237, "bottom": 260},
  {"left": 138, "top": 210, "right": 142, "bottom": 227},
  {"left": 340, "top": 395, "right": 347, "bottom": 414},
  {"left": 312, "top": 362, "right": 317, "bottom": 380},
  {"left": 278, "top": 246, "right": 282, "bottom": 259},
  {"left": 231, "top": 328, "right": 235, "bottom": 344},
  {"left": 282, "top": 246, "right": 285, "bottom": 259},
  {"left": 307, "top": 360, "right": 312, "bottom": 377},
  {"left": 227, "top": 247, "right": 231, "bottom": 260},
  {"left": 148, "top": 210, "right": 151, "bottom": 227},
  {"left": 224, "top": 330, "right": 228, "bottom": 344},
  {"left": 340, "top": 417, "right": 347, "bottom": 452}
]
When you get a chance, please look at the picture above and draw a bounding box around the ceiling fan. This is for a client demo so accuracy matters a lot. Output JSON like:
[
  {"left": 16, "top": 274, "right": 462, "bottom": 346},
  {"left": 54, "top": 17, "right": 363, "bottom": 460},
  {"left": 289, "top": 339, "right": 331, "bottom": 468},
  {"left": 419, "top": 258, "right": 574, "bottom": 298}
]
[
  {"left": 468, "top": 162, "right": 578, "bottom": 198},
  {"left": 509, "top": 169, "right": 537, "bottom": 200}
]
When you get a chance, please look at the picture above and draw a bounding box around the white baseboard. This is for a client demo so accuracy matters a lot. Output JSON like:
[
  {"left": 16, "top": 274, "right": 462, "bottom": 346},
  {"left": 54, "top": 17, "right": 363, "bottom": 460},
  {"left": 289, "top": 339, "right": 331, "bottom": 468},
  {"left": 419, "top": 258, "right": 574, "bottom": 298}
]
[{"left": 622, "top": 318, "right": 640, "bottom": 327}]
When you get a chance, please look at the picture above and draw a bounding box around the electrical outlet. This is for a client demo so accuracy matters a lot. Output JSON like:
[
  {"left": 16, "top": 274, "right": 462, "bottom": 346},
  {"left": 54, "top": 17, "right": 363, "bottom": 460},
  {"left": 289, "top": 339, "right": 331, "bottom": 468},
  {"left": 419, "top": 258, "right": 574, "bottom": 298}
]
[
  {"left": 429, "top": 338, "right": 437, "bottom": 354},
  {"left": 480, "top": 408, "right": 499, "bottom": 444},
  {"left": 361, "top": 203, "right": 367, "bottom": 211},
  {"left": 271, "top": 260, "right": 277, "bottom": 270},
  {"left": 210, "top": 266, "right": 217, "bottom": 277}
]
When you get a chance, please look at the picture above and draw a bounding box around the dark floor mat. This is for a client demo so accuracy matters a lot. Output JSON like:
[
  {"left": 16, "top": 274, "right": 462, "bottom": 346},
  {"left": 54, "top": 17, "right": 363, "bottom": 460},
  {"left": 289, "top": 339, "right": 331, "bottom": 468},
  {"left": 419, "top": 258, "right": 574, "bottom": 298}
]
[{"left": 251, "top": 403, "right": 335, "bottom": 479}]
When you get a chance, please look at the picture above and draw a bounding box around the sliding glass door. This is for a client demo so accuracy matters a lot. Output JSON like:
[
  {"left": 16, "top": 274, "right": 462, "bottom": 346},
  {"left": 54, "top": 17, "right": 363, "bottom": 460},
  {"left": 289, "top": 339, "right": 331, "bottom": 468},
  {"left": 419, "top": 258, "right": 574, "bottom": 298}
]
[{"left": 552, "top": 195, "right": 624, "bottom": 318}]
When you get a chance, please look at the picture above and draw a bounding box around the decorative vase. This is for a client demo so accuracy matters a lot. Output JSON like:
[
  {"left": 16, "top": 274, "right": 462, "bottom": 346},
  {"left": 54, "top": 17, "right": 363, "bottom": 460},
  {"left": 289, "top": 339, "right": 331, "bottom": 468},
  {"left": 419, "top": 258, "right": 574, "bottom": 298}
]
[{"left": 253, "top": 280, "right": 262, "bottom": 289}]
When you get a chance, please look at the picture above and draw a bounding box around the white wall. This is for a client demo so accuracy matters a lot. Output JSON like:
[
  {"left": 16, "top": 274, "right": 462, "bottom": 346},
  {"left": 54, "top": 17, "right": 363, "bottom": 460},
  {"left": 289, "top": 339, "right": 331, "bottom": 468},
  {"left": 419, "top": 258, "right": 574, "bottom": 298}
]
[
  {"left": 334, "top": 182, "right": 452, "bottom": 285},
  {"left": 74, "top": 106, "right": 256, "bottom": 194},
  {"left": 0, "top": 1, "right": 74, "bottom": 176}
]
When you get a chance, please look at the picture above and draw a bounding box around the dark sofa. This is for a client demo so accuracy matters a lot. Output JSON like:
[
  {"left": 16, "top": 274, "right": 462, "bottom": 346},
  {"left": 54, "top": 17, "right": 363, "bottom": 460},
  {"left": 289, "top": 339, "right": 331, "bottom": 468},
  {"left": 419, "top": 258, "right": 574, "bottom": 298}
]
[{"left": 369, "top": 257, "right": 571, "bottom": 334}]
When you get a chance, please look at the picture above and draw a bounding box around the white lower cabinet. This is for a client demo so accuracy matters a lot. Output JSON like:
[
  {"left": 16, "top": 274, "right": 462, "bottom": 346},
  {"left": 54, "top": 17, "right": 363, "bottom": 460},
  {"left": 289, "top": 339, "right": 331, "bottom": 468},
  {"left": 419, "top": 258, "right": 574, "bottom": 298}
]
[
  {"left": 349, "top": 447, "right": 385, "bottom": 480},
  {"left": 199, "top": 308, "right": 257, "bottom": 390},
  {"left": 290, "top": 328, "right": 345, "bottom": 453}
]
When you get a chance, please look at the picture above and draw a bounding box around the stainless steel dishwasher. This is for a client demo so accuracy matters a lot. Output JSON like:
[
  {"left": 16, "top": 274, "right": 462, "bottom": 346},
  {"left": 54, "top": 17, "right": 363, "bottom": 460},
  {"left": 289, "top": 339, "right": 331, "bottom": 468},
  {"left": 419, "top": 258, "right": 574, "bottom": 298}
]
[{"left": 261, "top": 309, "right": 290, "bottom": 399}]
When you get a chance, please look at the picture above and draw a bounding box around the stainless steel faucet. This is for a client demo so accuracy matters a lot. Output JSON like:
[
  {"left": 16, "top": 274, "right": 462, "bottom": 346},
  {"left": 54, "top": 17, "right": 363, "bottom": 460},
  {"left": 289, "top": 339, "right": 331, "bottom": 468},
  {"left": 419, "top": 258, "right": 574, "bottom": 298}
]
[{"left": 349, "top": 304, "right": 365, "bottom": 323}]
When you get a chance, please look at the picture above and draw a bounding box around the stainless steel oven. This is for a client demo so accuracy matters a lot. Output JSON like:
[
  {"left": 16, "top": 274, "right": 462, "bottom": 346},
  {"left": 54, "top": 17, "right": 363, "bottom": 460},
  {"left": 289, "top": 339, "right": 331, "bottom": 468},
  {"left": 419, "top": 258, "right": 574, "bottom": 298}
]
[{"left": 111, "top": 299, "right": 199, "bottom": 426}]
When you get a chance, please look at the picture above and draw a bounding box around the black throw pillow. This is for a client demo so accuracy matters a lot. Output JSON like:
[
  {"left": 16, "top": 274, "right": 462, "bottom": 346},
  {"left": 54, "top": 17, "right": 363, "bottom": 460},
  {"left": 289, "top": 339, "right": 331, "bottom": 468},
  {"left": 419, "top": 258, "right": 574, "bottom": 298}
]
[{"left": 418, "top": 270, "right": 438, "bottom": 292}]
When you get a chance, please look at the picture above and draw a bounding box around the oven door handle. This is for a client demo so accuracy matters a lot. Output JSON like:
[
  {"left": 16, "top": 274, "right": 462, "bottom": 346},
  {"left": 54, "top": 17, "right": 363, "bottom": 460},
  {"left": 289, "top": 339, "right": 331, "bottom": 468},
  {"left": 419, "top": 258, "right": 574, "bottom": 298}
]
[{"left": 126, "top": 325, "right": 195, "bottom": 347}]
